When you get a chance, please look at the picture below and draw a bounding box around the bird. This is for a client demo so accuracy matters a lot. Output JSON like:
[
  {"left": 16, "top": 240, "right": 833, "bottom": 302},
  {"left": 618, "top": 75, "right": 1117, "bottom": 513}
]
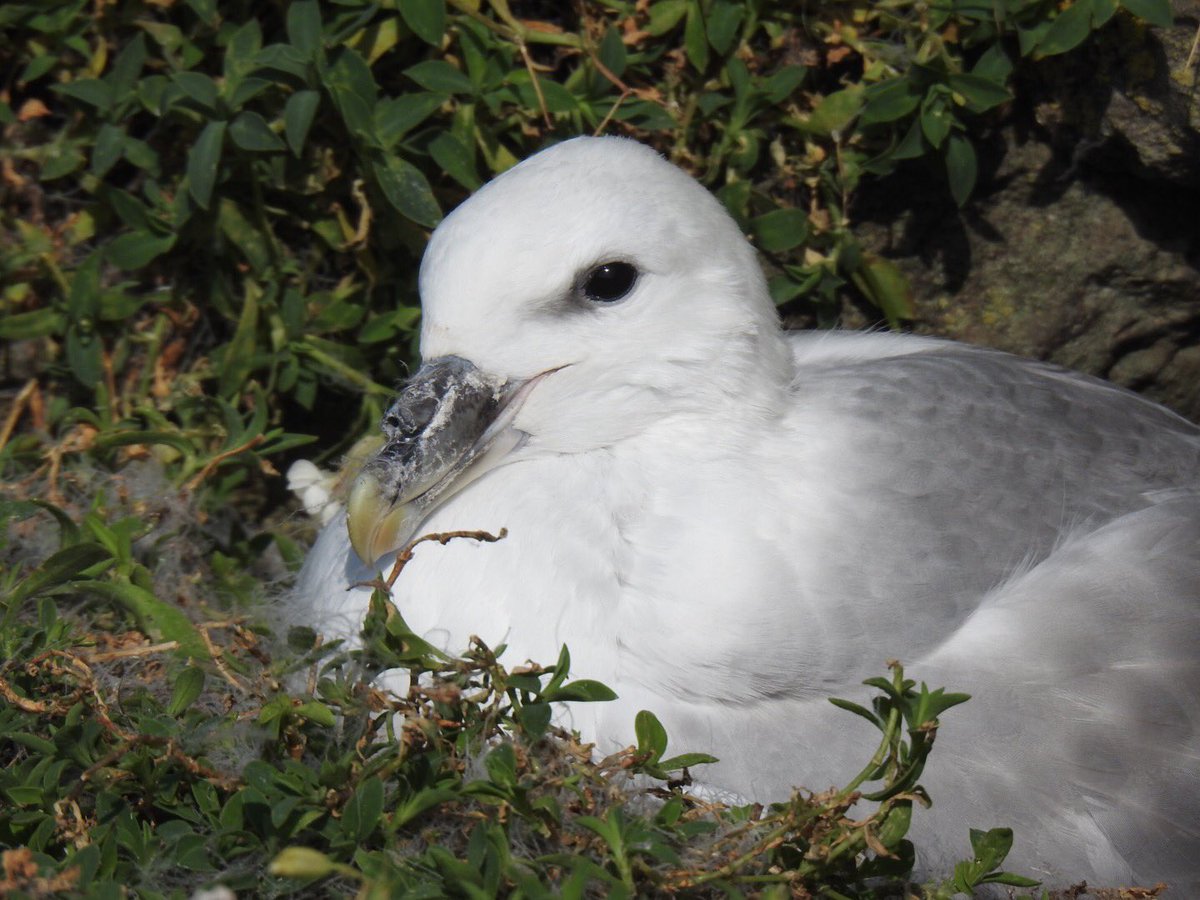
[{"left": 291, "top": 136, "right": 1200, "bottom": 889}]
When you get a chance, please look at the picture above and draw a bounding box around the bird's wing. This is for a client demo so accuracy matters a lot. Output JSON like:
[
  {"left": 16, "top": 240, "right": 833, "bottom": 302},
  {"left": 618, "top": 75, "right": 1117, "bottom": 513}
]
[{"left": 911, "top": 496, "right": 1200, "bottom": 888}]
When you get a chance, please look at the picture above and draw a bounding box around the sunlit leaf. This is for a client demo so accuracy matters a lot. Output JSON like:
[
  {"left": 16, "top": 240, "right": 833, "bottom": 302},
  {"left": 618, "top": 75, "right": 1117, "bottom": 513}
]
[
  {"left": 428, "top": 131, "right": 480, "bottom": 189},
  {"left": 373, "top": 155, "right": 442, "bottom": 227},
  {"left": 752, "top": 207, "right": 809, "bottom": 252}
]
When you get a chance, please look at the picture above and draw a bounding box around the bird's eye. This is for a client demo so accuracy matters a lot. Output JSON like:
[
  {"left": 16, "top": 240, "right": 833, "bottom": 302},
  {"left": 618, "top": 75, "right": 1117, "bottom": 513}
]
[{"left": 582, "top": 262, "right": 638, "bottom": 304}]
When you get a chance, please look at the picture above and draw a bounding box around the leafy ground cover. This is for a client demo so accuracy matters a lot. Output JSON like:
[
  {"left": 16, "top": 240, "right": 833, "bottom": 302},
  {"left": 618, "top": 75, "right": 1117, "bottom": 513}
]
[{"left": 0, "top": 0, "right": 1175, "bottom": 896}]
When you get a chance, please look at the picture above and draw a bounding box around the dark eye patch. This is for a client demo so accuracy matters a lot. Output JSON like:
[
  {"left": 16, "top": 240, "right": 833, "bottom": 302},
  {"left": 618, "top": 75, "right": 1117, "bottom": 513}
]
[{"left": 581, "top": 261, "right": 638, "bottom": 304}]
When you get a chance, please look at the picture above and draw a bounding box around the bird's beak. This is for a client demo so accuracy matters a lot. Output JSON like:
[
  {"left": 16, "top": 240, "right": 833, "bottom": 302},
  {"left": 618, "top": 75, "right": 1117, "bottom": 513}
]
[{"left": 345, "top": 355, "right": 549, "bottom": 566}]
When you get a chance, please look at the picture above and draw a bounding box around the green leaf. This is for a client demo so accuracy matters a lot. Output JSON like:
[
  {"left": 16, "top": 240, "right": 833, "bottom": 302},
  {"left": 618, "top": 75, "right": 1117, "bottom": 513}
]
[
  {"left": 229, "top": 110, "right": 285, "bottom": 152},
  {"left": 284, "top": 90, "right": 320, "bottom": 156},
  {"left": 20, "top": 55, "right": 58, "bottom": 86},
  {"left": 980, "top": 871, "right": 1042, "bottom": 887},
  {"left": 254, "top": 43, "right": 310, "bottom": 79},
  {"left": 972, "top": 43, "right": 1014, "bottom": 82},
  {"left": 1017, "top": 19, "right": 1054, "bottom": 56},
  {"left": 7, "top": 543, "right": 111, "bottom": 606},
  {"left": 68, "top": 252, "right": 100, "bottom": 319},
  {"left": 634, "top": 710, "right": 668, "bottom": 761},
  {"left": 322, "top": 47, "right": 379, "bottom": 131},
  {"left": 969, "top": 826, "right": 1014, "bottom": 870},
  {"left": 76, "top": 580, "right": 210, "bottom": 659},
  {"left": 94, "top": 429, "right": 197, "bottom": 456},
  {"left": 516, "top": 76, "right": 578, "bottom": 113},
  {"left": 168, "top": 667, "right": 205, "bottom": 716},
  {"left": 7, "top": 733, "right": 56, "bottom": 756},
  {"left": 400, "top": 0, "right": 446, "bottom": 46},
  {"left": 358, "top": 307, "right": 420, "bottom": 343},
  {"left": 543, "top": 679, "right": 618, "bottom": 703},
  {"left": 647, "top": 0, "right": 688, "bottom": 36},
  {"left": 227, "top": 76, "right": 272, "bottom": 110},
  {"left": 947, "top": 73, "right": 1011, "bottom": 112},
  {"left": 705, "top": 0, "right": 744, "bottom": 54},
  {"left": 851, "top": 254, "right": 915, "bottom": 325},
  {"left": 752, "top": 207, "right": 809, "bottom": 252},
  {"left": 484, "top": 744, "right": 518, "bottom": 788},
  {"left": 876, "top": 799, "right": 914, "bottom": 849},
  {"left": 598, "top": 26, "right": 628, "bottom": 80},
  {"left": 860, "top": 78, "right": 923, "bottom": 125},
  {"left": 186, "top": 119, "right": 226, "bottom": 209},
  {"left": 224, "top": 19, "right": 263, "bottom": 77},
  {"left": 405, "top": 59, "right": 474, "bottom": 94},
  {"left": 891, "top": 117, "right": 926, "bottom": 160},
  {"left": 106, "top": 232, "right": 176, "bottom": 270},
  {"left": 683, "top": 0, "right": 710, "bottom": 72},
  {"left": 218, "top": 199, "right": 272, "bottom": 273},
  {"left": 375, "top": 93, "right": 447, "bottom": 148},
  {"left": 41, "top": 145, "right": 86, "bottom": 181},
  {"left": 373, "top": 155, "right": 442, "bottom": 227},
  {"left": 0, "top": 308, "right": 65, "bottom": 340},
  {"left": 184, "top": 0, "right": 217, "bottom": 22},
  {"left": 516, "top": 701, "right": 552, "bottom": 737},
  {"left": 945, "top": 132, "right": 978, "bottom": 207},
  {"left": 171, "top": 70, "right": 219, "bottom": 110},
  {"left": 1035, "top": 0, "right": 1095, "bottom": 57},
  {"left": 429, "top": 131, "right": 481, "bottom": 189},
  {"left": 657, "top": 752, "right": 719, "bottom": 771},
  {"left": 108, "top": 32, "right": 147, "bottom": 94},
  {"left": 761, "top": 64, "right": 806, "bottom": 104},
  {"left": 919, "top": 91, "right": 953, "bottom": 148},
  {"left": 218, "top": 279, "right": 260, "bottom": 396},
  {"left": 293, "top": 701, "right": 336, "bottom": 726},
  {"left": 800, "top": 84, "right": 863, "bottom": 134},
  {"left": 1092, "top": 0, "right": 1121, "bottom": 26},
  {"left": 287, "top": 0, "right": 323, "bottom": 56},
  {"left": 829, "top": 696, "right": 883, "bottom": 728},
  {"left": 91, "top": 123, "right": 125, "bottom": 176},
  {"left": 343, "top": 777, "right": 385, "bottom": 841},
  {"left": 104, "top": 187, "right": 155, "bottom": 231},
  {"left": 53, "top": 78, "right": 114, "bottom": 113},
  {"left": 269, "top": 847, "right": 336, "bottom": 879},
  {"left": 1120, "top": 0, "right": 1173, "bottom": 28}
]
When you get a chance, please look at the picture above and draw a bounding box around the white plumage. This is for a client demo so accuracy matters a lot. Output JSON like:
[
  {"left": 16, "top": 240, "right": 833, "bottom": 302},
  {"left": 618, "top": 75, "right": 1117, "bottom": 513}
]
[{"left": 293, "top": 136, "right": 1200, "bottom": 888}]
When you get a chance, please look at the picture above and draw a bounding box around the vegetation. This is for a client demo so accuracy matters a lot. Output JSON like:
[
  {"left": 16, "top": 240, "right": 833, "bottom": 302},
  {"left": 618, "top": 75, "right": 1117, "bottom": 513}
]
[{"left": 0, "top": 0, "right": 1173, "bottom": 896}]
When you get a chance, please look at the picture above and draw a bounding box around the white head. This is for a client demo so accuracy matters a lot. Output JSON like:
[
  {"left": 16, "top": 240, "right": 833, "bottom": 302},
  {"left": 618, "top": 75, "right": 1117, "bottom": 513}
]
[
  {"left": 418, "top": 136, "right": 791, "bottom": 450},
  {"left": 347, "top": 137, "right": 793, "bottom": 563}
]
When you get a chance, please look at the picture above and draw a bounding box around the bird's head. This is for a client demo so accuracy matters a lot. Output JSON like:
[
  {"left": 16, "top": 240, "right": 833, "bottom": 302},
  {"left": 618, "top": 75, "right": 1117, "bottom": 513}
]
[{"left": 347, "top": 136, "right": 792, "bottom": 565}]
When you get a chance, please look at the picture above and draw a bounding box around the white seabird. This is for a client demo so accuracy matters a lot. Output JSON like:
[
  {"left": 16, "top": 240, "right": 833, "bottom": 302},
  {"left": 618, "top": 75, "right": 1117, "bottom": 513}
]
[{"left": 294, "top": 136, "right": 1200, "bottom": 889}]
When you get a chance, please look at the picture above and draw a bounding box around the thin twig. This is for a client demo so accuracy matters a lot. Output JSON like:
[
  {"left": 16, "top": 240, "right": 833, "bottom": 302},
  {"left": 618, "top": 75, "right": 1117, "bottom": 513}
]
[
  {"left": 198, "top": 621, "right": 250, "bottom": 693},
  {"left": 80, "top": 640, "right": 180, "bottom": 663},
  {"left": 0, "top": 672, "right": 51, "bottom": 713},
  {"left": 386, "top": 528, "right": 509, "bottom": 589},
  {"left": 183, "top": 433, "right": 266, "bottom": 492},
  {"left": 0, "top": 378, "right": 38, "bottom": 452},
  {"left": 519, "top": 42, "right": 553, "bottom": 128}
]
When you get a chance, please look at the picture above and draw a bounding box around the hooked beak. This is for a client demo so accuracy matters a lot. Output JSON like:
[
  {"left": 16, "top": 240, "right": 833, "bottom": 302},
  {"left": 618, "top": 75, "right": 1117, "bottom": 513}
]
[{"left": 345, "top": 355, "right": 551, "bottom": 566}]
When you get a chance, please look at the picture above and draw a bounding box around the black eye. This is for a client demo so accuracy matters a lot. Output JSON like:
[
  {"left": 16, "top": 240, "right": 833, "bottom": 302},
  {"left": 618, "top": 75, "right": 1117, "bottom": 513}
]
[{"left": 582, "top": 261, "right": 638, "bottom": 303}]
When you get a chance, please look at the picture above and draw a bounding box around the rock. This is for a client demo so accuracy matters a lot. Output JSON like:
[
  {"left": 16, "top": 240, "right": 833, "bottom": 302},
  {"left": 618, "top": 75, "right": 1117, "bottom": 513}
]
[{"left": 852, "top": 8, "right": 1200, "bottom": 421}]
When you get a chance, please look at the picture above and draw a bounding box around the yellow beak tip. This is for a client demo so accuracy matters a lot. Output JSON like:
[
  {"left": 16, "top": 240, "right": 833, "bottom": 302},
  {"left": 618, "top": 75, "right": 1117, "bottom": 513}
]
[{"left": 346, "top": 472, "right": 409, "bottom": 566}]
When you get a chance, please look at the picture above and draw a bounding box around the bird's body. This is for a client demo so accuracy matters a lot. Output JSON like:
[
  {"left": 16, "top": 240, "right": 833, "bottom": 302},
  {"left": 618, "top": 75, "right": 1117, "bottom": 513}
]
[{"left": 293, "top": 137, "right": 1200, "bottom": 889}]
